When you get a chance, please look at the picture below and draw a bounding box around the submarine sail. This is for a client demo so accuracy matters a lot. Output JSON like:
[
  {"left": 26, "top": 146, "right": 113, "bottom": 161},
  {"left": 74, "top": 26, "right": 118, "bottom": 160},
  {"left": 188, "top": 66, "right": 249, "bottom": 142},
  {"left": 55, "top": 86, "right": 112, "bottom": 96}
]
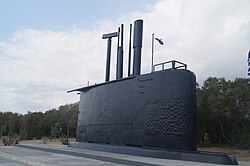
[{"left": 69, "top": 19, "right": 196, "bottom": 151}]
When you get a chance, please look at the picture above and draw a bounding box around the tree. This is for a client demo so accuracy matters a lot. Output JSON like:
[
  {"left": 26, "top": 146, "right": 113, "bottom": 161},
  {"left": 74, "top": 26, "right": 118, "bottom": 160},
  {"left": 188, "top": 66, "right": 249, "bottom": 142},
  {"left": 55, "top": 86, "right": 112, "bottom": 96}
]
[{"left": 197, "top": 77, "right": 250, "bottom": 147}]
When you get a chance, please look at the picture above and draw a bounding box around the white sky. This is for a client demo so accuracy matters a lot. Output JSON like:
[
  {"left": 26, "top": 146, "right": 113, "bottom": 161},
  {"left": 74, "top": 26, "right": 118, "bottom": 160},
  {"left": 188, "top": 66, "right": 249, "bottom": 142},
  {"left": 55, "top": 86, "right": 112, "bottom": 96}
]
[{"left": 0, "top": 0, "right": 250, "bottom": 114}]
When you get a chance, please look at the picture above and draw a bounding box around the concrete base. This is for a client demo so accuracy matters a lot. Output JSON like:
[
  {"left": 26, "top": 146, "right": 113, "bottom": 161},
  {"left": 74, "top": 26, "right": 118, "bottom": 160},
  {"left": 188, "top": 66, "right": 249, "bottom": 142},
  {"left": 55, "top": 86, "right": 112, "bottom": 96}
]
[
  {"left": 69, "top": 142, "right": 238, "bottom": 165},
  {"left": 0, "top": 144, "right": 248, "bottom": 166}
]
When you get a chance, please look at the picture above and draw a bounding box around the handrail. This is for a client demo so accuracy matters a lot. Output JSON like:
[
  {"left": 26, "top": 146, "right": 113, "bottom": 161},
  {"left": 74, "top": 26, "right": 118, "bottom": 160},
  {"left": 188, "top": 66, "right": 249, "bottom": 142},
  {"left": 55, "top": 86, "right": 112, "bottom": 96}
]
[{"left": 153, "top": 60, "right": 187, "bottom": 72}]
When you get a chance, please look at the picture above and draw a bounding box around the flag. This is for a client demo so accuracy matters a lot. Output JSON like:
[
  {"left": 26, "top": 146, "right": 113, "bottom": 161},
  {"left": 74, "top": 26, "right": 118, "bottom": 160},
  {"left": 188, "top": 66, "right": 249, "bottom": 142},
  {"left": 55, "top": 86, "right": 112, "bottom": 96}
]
[
  {"left": 248, "top": 51, "right": 250, "bottom": 76},
  {"left": 155, "top": 37, "right": 164, "bottom": 45}
]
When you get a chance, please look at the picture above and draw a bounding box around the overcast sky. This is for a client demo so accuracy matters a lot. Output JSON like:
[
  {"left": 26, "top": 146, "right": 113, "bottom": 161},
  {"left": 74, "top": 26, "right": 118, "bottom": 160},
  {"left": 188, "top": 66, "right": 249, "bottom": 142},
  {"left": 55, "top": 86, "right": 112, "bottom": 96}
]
[{"left": 0, "top": 0, "right": 249, "bottom": 114}]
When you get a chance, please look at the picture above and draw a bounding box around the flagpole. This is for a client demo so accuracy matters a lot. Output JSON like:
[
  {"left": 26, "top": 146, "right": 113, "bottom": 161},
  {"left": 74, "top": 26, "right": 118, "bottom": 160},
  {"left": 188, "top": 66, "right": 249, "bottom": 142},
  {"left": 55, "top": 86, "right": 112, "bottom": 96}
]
[{"left": 151, "top": 33, "right": 154, "bottom": 72}]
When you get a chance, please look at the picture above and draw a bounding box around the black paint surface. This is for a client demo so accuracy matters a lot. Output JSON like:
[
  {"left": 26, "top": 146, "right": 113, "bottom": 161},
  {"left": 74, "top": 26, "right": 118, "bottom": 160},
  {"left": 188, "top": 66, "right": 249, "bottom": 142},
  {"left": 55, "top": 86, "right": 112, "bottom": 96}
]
[{"left": 77, "top": 69, "right": 196, "bottom": 151}]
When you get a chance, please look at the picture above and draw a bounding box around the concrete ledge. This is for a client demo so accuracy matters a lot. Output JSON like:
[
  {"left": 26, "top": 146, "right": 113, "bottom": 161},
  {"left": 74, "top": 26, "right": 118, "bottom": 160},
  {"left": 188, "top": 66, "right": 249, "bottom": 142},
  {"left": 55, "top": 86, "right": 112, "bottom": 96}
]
[
  {"left": 0, "top": 150, "right": 46, "bottom": 166},
  {"left": 69, "top": 142, "right": 238, "bottom": 165}
]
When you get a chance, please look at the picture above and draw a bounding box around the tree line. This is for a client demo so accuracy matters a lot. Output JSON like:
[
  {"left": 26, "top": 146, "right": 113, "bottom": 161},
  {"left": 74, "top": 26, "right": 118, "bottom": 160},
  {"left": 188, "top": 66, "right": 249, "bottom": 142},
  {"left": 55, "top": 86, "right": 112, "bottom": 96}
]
[
  {"left": 197, "top": 77, "right": 250, "bottom": 147},
  {"left": 0, "top": 77, "right": 250, "bottom": 147},
  {"left": 0, "top": 102, "right": 79, "bottom": 140}
]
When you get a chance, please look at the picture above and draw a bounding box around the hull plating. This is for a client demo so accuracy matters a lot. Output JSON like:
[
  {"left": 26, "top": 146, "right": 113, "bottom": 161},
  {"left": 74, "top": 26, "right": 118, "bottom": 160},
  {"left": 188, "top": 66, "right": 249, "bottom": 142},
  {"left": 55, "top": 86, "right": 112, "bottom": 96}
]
[{"left": 77, "top": 69, "right": 196, "bottom": 151}]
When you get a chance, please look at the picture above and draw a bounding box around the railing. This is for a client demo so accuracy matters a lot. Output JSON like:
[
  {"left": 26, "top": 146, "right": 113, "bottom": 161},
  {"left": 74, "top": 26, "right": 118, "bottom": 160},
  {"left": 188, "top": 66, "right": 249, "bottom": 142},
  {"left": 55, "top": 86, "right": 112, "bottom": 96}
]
[{"left": 153, "top": 60, "right": 187, "bottom": 72}]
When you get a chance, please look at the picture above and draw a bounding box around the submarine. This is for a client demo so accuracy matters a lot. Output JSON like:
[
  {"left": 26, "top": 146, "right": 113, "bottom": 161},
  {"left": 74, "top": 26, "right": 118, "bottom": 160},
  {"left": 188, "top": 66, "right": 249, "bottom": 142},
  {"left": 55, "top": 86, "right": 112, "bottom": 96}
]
[{"left": 68, "top": 19, "right": 238, "bottom": 165}]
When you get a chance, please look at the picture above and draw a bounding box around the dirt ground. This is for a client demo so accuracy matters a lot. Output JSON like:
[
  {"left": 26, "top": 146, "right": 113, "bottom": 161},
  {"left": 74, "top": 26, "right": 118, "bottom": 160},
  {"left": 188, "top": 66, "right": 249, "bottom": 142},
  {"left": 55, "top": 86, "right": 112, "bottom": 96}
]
[
  {"left": 19, "top": 138, "right": 76, "bottom": 145},
  {"left": 19, "top": 139, "right": 62, "bottom": 145}
]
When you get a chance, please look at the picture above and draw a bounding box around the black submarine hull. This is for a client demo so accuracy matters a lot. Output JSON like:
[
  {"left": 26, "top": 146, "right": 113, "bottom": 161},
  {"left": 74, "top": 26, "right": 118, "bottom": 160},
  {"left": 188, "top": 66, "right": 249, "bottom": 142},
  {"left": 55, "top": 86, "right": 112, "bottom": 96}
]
[
  {"left": 69, "top": 19, "right": 238, "bottom": 165},
  {"left": 77, "top": 69, "right": 196, "bottom": 151}
]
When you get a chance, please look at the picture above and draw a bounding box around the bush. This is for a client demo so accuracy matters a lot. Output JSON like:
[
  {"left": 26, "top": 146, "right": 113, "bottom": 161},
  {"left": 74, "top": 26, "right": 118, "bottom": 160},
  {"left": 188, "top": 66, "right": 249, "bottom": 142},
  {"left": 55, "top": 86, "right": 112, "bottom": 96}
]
[
  {"left": 61, "top": 137, "right": 68, "bottom": 145},
  {"left": 239, "top": 133, "right": 250, "bottom": 148},
  {"left": 2, "top": 135, "right": 18, "bottom": 146}
]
